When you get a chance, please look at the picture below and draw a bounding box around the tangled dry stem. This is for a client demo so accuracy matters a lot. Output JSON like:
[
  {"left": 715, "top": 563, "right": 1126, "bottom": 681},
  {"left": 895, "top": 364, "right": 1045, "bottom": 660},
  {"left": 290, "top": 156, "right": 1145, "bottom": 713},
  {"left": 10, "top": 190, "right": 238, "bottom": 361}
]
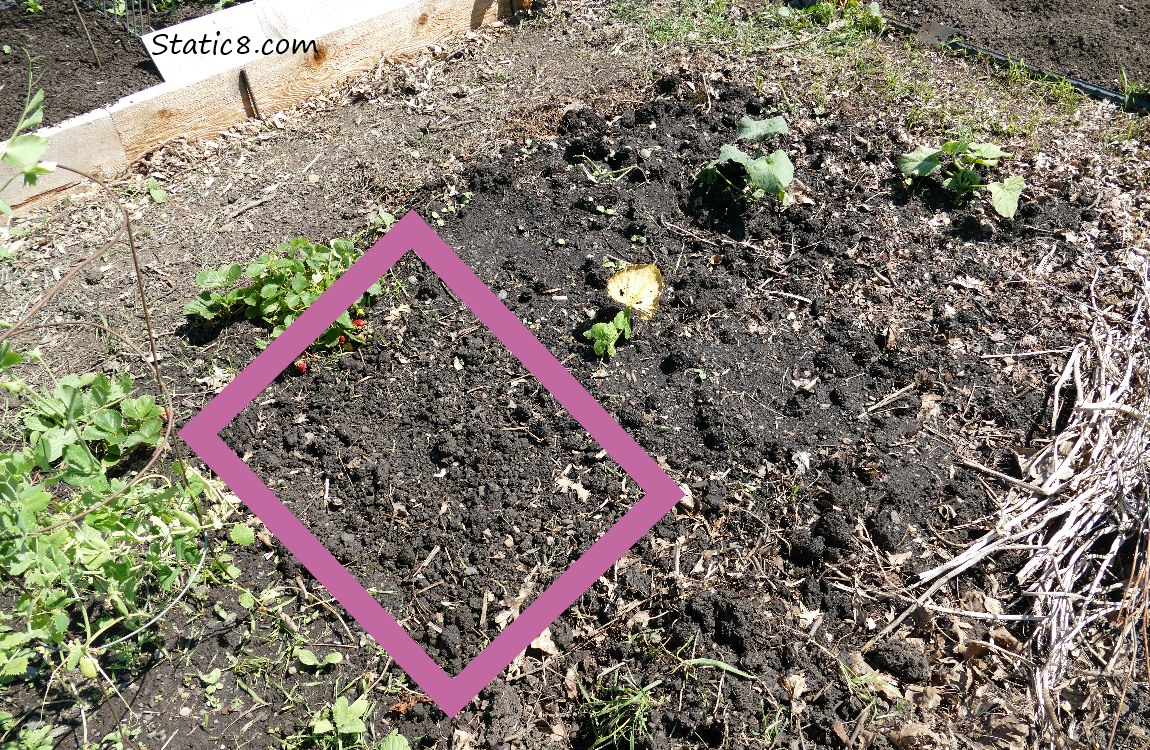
[{"left": 914, "top": 258, "right": 1148, "bottom": 743}]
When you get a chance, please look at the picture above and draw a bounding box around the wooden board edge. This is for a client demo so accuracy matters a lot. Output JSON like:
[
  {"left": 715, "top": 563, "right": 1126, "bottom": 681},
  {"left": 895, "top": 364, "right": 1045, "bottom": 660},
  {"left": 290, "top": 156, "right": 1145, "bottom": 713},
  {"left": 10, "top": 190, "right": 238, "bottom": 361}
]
[{"left": 8, "top": 0, "right": 505, "bottom": 210}]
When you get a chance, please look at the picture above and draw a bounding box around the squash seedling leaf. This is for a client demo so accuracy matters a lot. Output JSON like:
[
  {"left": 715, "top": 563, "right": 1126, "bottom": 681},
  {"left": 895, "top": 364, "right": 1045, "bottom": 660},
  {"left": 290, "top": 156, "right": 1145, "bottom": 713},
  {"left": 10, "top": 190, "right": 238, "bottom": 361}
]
[
  {"left": 737, "top": 115, "right": 789, "bottom": 141},
  {"left": 746, "top": 150, "right": 794, "bottom": 197},
  {"left": 897, "top": 145, "right": 943, "bottom": 178},
  {"left": 986, "top": 176, "right": 1025, "bottom": 218}
]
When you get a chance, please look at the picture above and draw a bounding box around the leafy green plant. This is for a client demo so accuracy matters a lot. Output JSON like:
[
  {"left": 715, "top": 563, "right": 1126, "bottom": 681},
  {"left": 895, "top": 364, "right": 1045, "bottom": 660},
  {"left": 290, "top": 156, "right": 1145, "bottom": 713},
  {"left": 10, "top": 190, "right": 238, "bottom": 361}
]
[
  {"left": 897, "top": 140, "right": 1025, "bottom": 218},
  {"left": 377, "top": 730, "right": 412, "bottom": 750},
  {"left": 301, "top": 695, "right": 372, "bottom": 749},
  {"left": 183, "top": 237, "right": 395, "bottom": 350},
  {"left": 145, "top": 177, "right": 168, "bottom": 204},
  {"left": 1, "top": 52, "right": 54, "bottom": 216},
  {"left": 697, "top": 115, "right": 794, "bottom": 202},
  {"left": 584, "top": 309, "right": 632, "bottom": 358},
  {"left": 1119, "top": 67, "right": 1150, "bottom": 110},
  {"left": 0, "top": 342, "right": 231, "bottom": 711},
  {"left": 0, "top": 711, "right": 52, "bottom": 750},
  {"left": 295, "top": 647, "right": 343, "bottom": 670}
]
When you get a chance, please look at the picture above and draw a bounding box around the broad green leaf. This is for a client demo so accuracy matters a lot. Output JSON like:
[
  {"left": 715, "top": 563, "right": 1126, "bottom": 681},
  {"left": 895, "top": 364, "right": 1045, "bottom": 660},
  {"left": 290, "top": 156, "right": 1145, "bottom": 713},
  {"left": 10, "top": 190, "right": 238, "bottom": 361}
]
[
  {"left": 221, "top": 264, "right": 243, "bottom": 285},
  {"left": 1, "top": 134, "right": 49, "bottom": 172},
  {"left": 380, "top": 730, "right": 412, "bottom": 750},
  {"left": 260, "top": 283, "right": 279, "bottom": 298},
  {"left": 296, "top": 648, "right": 319, "bottom": 666},
  {"left": 710, "top": 143, "right": 754, "bottom": 168},
  {"left": 967, "top": 142, "right": 1012, "bottom": 165},
  {"left": 0, "top": 342, "right": 24, "bottom": 369},
  {"left": 195, "top": 269, "right": 223, "bottom": 288},
  {"left": 89, "top": 374, "right": 111, "bottom": 407},
  {"left": 90, "top": 408, "right": 122, "bottom": 435},
  {"left": 33, "top": 428, "right": 68, "bottom": 468},
  {"left": 229, "top": 523, "right": 255, "bottom": 546},
  {"left": 341, "top": 717, "right": 367, "bottom": 735},
  {"left": 121, "top": 394, "right": 157, "bottom": 420},
  {"left": 183, "top": 294, "right": 219, "bottom": 320},
  {"left": 897, "top": 145, "right": 943, "bottom": 178},
  {"left": 0, "top": 655, "right": 29, "bottom": 677},
  {"left": 23, "top": 413, "right": 54, "bottom": 432},
  {"left": 331, "top": 697, "right": 354, "bottom": 727},
  {"left": 311, "top": 718, "right": 334, "bottom": 734},
  {"left": 736, "top": 115, "right": 789, "bottom": 141},
  {"left": 746, "top": 150, "right": 794, "bottom": 196},
  {"left": 986, "top": 176, "right": 1025, "bottom": 218}
]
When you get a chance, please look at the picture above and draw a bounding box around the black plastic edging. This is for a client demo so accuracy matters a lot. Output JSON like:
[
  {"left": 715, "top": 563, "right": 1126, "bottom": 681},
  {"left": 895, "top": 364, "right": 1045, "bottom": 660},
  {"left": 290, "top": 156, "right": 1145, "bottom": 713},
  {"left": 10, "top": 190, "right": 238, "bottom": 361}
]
[{"left": 883, "top": 17, "right": 1150, "bottom": 114}]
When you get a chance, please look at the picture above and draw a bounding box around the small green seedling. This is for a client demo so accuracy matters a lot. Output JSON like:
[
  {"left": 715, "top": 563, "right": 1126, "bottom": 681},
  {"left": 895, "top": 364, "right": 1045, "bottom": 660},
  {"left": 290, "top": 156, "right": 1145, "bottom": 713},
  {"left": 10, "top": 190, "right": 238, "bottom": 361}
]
[
  {"left": 584, "top": 309, "right": 632, "bottom": 358},
  {"left": 897, "top": 140, "right": 1025, "bottom": 218},
  {"left": 697, "top": 115, "right": 794, "bottom": 202},
  {"left": 310, "top": 695, "right": 370, "bottom": 741},
  {"left": 146, "top": 177, "right": 167, "bottom": 204},
  {"left": 379, "top": 730, "right": 412, "bottom": 750},
  {"left": 295, "top": 648, "right": 343, "bottom": 670}
]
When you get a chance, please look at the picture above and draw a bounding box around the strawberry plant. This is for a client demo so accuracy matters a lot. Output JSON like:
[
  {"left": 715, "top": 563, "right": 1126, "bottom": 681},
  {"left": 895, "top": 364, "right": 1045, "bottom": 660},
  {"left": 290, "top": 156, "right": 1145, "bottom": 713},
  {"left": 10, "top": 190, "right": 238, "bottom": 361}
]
[
  {"left": 697, "top": 115, "right": 794, "bottom": 203},
  {"left": 897, "top": 140, "right": 1025, "bottom": 218},
  {"left": 584, "top": 309, "right": 632, "bottom": 358},
  {"left": 183, "top": 237, "right": 400, "bottom": 350}
]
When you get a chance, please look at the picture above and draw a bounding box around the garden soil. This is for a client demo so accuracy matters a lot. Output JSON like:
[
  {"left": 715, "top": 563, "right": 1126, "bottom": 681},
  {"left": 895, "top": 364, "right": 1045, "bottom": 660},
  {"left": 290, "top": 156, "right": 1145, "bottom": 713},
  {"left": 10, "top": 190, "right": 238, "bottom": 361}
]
[
  {"left": 209, "top": 78, "right": 1139, "bottom": 746},
  {"left": 880, "top": 0, "right": 1150, "bottom": 91},
  {"left": 3, "top": 2, "right": 1149, "bottom": 749}
]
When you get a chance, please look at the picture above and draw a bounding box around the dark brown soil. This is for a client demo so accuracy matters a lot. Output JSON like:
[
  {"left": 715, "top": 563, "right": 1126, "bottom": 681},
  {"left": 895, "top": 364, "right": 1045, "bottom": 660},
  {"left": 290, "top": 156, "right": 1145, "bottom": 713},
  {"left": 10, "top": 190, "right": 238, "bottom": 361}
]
[
  {"left": 882, "top": 0, "right": 1150, "bottom": 91},
  {"left": 187, "top": 79, "right": 1130, "bottom": 747},
  {"left": 5, "top": 2, "right": 1148, "bottom": 747},
  {"left": 0, "top": 2, "right": 217, "bottom": 130}
]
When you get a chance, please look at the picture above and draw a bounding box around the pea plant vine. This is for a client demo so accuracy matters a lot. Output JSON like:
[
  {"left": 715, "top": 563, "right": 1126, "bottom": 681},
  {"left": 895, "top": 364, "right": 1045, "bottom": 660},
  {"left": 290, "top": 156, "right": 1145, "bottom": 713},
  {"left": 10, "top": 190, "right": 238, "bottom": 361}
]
[
  {"left": 0, "top": 52, "right": 55, "bottom": 216},
  {"left": 0, "top": 342, "right": 242, "bottom": 722}
]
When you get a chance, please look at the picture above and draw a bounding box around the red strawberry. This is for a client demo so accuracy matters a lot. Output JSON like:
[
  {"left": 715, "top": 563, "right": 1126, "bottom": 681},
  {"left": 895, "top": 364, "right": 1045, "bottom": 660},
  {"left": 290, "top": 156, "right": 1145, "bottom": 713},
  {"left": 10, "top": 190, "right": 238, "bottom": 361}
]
[
  {"left": 352, "top": 318, "right": 366, "bottom": 328},
  {"left": 294, "top": 359, "right": 307, "bottom": 374},
  {"left": 339, "top": 335, "right": 347, "bottom": 345}
]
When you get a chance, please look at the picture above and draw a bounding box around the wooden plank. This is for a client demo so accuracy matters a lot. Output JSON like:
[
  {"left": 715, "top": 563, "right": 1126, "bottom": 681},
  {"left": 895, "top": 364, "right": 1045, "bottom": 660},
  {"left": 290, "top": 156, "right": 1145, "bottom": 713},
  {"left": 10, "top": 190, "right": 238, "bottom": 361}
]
[
  {"left": 9, "top": 0, "right": 503, "bottom": 210},
  {"left": 115, "top": 0, "right": 503, "bottom": 161},
  {"left": 2, "top": 107, "right": 127, "bottom": 207},
  {"left": 141, "top": 2, "right": 264, "bottom": 86}
]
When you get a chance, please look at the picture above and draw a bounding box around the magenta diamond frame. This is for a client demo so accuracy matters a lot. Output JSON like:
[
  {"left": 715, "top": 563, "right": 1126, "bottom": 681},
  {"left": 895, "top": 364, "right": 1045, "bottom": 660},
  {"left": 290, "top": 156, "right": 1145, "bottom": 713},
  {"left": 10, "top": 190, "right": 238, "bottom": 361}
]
[{"left": 179, "top": 212, "right": 684, "bottom": 717}]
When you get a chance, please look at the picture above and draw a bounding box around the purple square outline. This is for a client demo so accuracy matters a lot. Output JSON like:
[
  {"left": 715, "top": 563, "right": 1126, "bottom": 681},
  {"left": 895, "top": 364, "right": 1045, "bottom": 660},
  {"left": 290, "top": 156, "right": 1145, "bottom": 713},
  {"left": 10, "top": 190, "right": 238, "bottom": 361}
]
[{"left": 179, "top": 211, "right": 685, "bottom": 717}]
